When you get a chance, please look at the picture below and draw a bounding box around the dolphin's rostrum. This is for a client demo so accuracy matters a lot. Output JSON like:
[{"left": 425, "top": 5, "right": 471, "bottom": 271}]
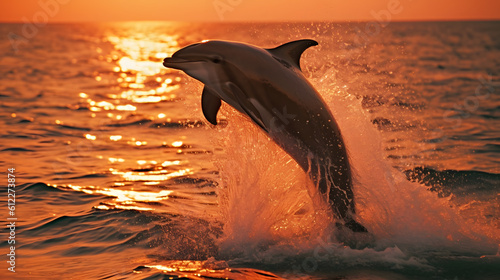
[{"left": 163, "top": 39, "right": 368, "bottom": 233}]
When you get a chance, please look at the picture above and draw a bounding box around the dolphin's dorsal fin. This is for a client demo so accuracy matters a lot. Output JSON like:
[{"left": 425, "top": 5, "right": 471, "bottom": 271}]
[
  {"left": 266, "top": 39, "right": 318, "bottom": 71},
  {"left": 201, "top": 86, "right": 221, "bottom": 125}
]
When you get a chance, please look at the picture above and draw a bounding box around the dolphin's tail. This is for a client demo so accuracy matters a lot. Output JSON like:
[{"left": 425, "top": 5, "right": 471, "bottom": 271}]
[{"left": 311, "top": 157, "right": 369, "bottom": 233}]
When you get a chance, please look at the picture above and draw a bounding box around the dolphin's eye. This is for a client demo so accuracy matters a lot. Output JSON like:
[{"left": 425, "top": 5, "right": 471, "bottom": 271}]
[{"left": 211, "top": 56, "right": 223, "bottom": 64}]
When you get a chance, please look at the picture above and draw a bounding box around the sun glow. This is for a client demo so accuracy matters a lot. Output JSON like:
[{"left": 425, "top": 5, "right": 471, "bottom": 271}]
[
  {"left": 117, "top": 57, "right": 163, "bottom": 76},
  {"left": 110, "top": 135, "right": 122, "bottom": 141},
  {"left": 80, "top": 30, "right": 182, "bottom": 119},
  {"left": 85, "top": 134, "right": 97, "bottom": 140},
  {"left": 145, "top": 261, "right": 217, "bottom": 274},
  {"left": 61, "top": 184, "right": 173, "bottom": 202},
  {"left": 108, "top": 157, "right": 125, "bottom": 163},
  {"left": 171, "top": 141, "right": 183, "bottom": 147},
  {"left": 110, "top": 168, "right": 193, "bottom": 181}
]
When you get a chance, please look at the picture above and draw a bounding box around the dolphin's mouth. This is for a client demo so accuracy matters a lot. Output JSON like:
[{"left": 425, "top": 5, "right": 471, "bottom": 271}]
[
  {"left": 163, "top": 57, "right": 193, "bottom": 69},
  {"left": 163, "top": 57, "right": 206, "bottom": 70}
]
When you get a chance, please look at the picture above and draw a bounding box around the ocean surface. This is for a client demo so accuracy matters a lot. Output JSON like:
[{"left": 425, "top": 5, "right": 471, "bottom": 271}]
[{"left": 0, "top": 21, "right": 499, "bottom": 279}]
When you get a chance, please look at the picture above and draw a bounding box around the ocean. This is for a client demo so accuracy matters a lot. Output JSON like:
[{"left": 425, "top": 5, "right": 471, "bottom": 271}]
[{"left": 0, "top": 21, "right": 499, "bottom": 279}]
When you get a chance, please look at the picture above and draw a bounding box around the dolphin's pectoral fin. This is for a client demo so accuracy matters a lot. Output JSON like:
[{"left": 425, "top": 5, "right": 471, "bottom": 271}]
[
  {"left": 223, "top": 82, "right": 268, "bottom": 132},
  {"left": 201, "top": 86, "right": 222, "bottom": 125},
  {"left": 266, "top": 39, "right": 318, "bottom": 71}
]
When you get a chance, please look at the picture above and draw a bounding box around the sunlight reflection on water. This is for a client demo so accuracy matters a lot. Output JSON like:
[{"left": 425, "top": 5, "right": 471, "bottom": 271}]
[{"left": 51, "top": 24, "right": 195, "bottom": 214}]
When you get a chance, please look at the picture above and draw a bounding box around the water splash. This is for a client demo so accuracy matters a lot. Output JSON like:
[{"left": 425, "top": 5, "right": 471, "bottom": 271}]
[
  {"left": 211, "top": 65, "right": 499, "bottom": 265},
  {"left": 214, "top": 110, "right": 332, "bottom": 259},
  {"left": 316, "top": 68, "right": 499, "bottom": 254}
]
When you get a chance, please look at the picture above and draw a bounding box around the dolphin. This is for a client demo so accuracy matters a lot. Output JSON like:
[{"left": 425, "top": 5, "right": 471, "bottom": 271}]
[{"left": 163, "top": 39, "right": 367, "bottom": 233}]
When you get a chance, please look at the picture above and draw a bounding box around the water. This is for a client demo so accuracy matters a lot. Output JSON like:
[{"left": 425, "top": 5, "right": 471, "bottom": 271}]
[{"left": 0, "top": 21, "right": 499, "bottom": 279}]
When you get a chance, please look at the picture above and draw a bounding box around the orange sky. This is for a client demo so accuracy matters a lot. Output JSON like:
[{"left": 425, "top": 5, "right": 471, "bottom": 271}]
[{"left": 0, "top": 0, "right": 499, "bottom": 22}]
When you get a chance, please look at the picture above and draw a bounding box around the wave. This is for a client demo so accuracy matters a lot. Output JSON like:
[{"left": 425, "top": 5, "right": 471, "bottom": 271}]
[
  {"left": 102, "top": 118, "right": 208, "bottom": 129},
  {"left": 151, "top": 119, "right": 209, "bottom": 129},
  {"left": 1, "top": 147, "right": 34, "bottom": 152},
  {"left": 18, "top": 182, "right": 220, "bottom": 258},
  {"left": 404, "top": 167, "right": 500, "bottom": 197},
  {"left": 21, "top": 182, "right": 65, "bottom": 192},
  {"left": 105, "top": 118, "right": 153, "bottom": 127},
  {"left": 57, "top": 124, "right": 92, "bottom": 131},
  {"left": 67, "top": 173, "right": 109, "bottom": 180}
]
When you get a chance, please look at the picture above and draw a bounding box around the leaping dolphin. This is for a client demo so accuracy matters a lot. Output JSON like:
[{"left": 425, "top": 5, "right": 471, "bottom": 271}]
[{"left": 163, "top": 39, "right": 367, "bottom": 233}]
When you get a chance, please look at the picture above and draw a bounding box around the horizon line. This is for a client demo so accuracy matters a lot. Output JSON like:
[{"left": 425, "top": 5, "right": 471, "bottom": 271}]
[{"left": 1, "top": 18, "right": 499, "bottom": 24}]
